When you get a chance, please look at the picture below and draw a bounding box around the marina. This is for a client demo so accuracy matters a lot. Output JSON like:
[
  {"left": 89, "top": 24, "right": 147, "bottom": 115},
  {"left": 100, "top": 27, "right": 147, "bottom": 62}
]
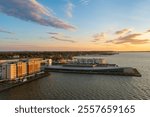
[{"left": 45, "top": 56, "right": 141, "bottom": 77}]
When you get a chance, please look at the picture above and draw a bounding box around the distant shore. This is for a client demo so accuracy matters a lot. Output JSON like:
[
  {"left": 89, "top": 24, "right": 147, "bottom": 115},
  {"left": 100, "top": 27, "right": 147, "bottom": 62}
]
[{"left": 0, "top": 51, "right": 118, "bottom": 61}]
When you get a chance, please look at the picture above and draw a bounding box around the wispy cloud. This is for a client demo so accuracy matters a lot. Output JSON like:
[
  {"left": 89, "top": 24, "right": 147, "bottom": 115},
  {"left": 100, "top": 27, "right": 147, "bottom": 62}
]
[
  {"left": 106, "top": 33, "right": 150, "bottom": 44},
  {"left": 66, "top": 2, "right": 74, "bottom": 18},
  {"left": 51, "top": 36, "right": 76, "bottom": 43},
  {"left": 115, "top": 28, "right": 133, "bottom": 35},
  {"left": 91, "top": 28, "right": 150, "bottom": 45},
  {"left": 0, "top": 28, "right": 14, "bottom": 34},
  {"left": 92, "top": 32, "right": 107, "bottom": 42},
  {"left": 80, "top": 0, "right": 91, "bottom": 5},
  {"left": 2, "top": 37, "right": 18, "bottom": 40},
  {"left": 48, "top": 32, "right": 59, "bottom": 35},
  {"left": 146, "top": 29, "right": 150, "bottom": 33},
  {"left": 0, "top": 0, "right": 76, "bottom": 30},
  {"left": 48, "top": 32, "right": 76, "bottom": 43}
]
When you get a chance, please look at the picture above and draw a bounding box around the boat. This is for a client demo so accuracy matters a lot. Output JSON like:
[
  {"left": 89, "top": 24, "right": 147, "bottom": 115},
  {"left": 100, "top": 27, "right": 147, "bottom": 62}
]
[{"left": 45, "top": 56, "right": 141, "bottom": 77}]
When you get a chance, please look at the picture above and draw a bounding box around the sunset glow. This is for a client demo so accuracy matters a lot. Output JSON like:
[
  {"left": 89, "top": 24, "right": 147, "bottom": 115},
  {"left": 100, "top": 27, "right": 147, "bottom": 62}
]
[{"left": 0, "top": 0, "right": 150, "bottom": 51}]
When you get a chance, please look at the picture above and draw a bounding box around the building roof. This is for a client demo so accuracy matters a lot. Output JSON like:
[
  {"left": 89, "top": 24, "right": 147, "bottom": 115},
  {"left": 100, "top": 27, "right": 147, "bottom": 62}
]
[{"left": 73, "top": 56, "right": 104, "bottom": 60}]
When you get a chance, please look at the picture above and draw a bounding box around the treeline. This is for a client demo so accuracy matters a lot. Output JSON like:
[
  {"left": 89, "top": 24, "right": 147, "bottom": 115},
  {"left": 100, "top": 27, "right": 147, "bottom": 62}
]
[{"left": 0, "top": 51, "right": 118, "bottom": 60}]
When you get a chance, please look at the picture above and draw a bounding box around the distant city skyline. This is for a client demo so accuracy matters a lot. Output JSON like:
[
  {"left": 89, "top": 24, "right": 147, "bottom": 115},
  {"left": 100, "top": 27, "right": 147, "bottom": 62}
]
[{"left": 0, "top": 0, "right": 150, "bottom": 51}]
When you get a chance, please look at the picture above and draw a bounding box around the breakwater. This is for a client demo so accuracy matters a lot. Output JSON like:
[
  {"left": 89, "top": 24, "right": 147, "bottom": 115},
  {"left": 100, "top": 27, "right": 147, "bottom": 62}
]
[{"left": 45, "top": 66, "right": 141, "bottom": 77}]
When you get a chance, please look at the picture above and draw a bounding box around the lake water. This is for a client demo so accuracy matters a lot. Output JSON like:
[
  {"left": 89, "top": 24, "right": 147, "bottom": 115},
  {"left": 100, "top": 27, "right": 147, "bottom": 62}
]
[{"left": 0, "top": 52, "right": 150, "bottom": 100}]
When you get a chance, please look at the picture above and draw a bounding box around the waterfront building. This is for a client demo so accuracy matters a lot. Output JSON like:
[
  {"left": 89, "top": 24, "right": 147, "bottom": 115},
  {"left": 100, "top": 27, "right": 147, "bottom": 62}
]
[
  {"left": 27, "top": 59, "right": 41, "bottom": 75},
  {"left": 27, "top": 61, "right": 34, "bottom": 75},
  {"left": 7, "top": 63, "right": 17, "bottom": 80},
  {"left": 2, "top": 63, "right": 17, "bottom": 80},
  {"left": 72, "top": 56, "right": 107, "bottom": 64},
  {"left": 48, "top": 59, "right": 52, "bottom": 66},
  {"left": 1, "top": 64, "right": 7, "bottom": 80},
  {"left": 1, "top": 58, "right": 42, "bottom": 80},
  {"left": 34, "top": 60, "right": 41, "bottom": 72},
  {"left": 0, "top": 59, "right": 19, "bottom": 64},
  {"left": 59, "top": 59, "right": 68, "bottom": 64},
  {"left": 13, "top": 55, "right": 20, "bottom": 59},
  {"left": 17, "top": 62, "right": 27, "bottom": 79},
  {"left": 41, "top": 59, "right": 52, "bottom": 66}
]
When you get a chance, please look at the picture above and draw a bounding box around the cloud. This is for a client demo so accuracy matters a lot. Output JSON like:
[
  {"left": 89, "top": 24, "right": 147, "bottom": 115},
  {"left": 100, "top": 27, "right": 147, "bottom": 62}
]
[
  {"left": 2, "top": 37, "right": 18, "bottom": 40},
  {"left": 106, "top": 33, "right": 150, "bottom": 44},
  {"left": 0, "top": 28, "right": 14, "bottom": 34},
  {"left": 115, "top": 28, "right": 132, "bottom": 35},
  {"left": 0, "top": 0, "right": 76, "bottom": 30},
  {"left": 51, "top": 36, "right": 76, "bottom": 43},
  {"left": 48, "top": 32, "right": 59, "bottom": 35},
  {"left": 92, "top": 32, "right": 107, "bottom": 42},
  {"left": 80, "top": 0, "right": 90, "bottom": 5},
  {"left": 146, "top": 29, "right": 150, "bottom": 33},
  {"left": 48, "top": 32, "right": 76, "bottom": 43},
  {"left": 66, "top": 2, "right": 74, "bottom": 18}
]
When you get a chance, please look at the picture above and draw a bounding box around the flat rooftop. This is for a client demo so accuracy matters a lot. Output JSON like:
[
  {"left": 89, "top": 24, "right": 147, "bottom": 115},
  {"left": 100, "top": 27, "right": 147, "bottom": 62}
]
[{"left": 73, "top": 56, "right": 105, "bottom": 59}]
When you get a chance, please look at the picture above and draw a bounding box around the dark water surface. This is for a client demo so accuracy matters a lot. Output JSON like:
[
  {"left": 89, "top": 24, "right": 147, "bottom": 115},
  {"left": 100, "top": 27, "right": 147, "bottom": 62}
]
[{"left": 0, "top": 52, "right": 150, "bottom": 100}]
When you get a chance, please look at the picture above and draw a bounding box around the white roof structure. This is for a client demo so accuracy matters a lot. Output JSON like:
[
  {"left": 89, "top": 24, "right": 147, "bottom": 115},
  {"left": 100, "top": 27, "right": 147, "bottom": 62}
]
[
  {"left": 72, "top": 56, "right": 107, "bottom": 64},
  {"left": 73, "top": 56, "right": 104, "bottom": 59}
]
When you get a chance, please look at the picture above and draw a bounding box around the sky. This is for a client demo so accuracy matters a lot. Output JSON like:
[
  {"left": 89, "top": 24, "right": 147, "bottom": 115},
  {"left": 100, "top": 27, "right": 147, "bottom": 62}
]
[{"left": 0, "top": 0, "right": 150, "bottom": 51}]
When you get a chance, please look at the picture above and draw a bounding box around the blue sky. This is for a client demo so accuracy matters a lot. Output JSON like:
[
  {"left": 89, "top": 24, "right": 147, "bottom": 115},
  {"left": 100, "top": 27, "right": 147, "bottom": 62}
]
[{"left": 0, "top": 0, "right": 150, "bottom": 51}]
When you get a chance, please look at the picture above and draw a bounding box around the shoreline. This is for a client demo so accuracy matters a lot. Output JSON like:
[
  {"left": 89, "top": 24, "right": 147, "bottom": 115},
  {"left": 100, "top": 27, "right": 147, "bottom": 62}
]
[{"left": 0, "top": 72, "right": 50, "bottom": 93}]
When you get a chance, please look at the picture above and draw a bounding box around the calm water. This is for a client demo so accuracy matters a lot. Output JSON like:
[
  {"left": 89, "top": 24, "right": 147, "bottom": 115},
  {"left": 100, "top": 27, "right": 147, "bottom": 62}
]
[{"left": 0, "top": 52, "right": 150, "bottom": 100}]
